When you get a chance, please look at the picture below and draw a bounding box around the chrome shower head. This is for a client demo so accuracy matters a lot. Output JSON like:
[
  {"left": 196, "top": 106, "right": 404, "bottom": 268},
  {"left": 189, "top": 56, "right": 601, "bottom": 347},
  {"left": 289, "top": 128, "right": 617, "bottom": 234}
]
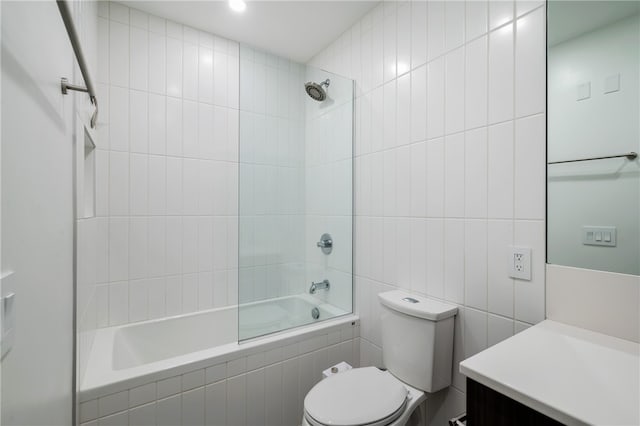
[{"left": 305, "top": 79, "right": 330, "bottom": 102}]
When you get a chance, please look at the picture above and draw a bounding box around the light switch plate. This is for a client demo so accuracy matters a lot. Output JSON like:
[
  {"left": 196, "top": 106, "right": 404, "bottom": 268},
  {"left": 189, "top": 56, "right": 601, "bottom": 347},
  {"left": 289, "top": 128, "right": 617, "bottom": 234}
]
[
  {"left": 583, "top": 226, "right": 617, "bottom": 247},
  {"left": 508, "top": 246, "right": 531, "bottom": 281}
]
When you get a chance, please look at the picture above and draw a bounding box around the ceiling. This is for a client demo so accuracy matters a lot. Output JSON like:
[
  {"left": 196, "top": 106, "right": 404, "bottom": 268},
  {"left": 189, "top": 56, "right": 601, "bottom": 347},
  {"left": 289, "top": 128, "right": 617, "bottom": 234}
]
[
  {"left": 121, "top": 1, "right": 379, "bottom": 63},
  {"left": 548, "top": 1, "right": 640, "bottom": 46}
]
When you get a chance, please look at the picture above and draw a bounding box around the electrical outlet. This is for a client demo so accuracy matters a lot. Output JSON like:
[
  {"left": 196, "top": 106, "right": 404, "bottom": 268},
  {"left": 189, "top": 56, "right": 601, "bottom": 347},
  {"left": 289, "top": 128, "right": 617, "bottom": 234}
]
[{"left": 508, "top": 246, "right": 531, "bottom": 280}]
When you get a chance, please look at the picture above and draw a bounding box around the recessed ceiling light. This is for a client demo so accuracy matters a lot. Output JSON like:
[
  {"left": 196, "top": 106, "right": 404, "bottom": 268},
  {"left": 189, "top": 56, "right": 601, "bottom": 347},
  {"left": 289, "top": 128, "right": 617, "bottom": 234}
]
[{"left": 229, "top": 0, "right": 246, "bottom": 13}]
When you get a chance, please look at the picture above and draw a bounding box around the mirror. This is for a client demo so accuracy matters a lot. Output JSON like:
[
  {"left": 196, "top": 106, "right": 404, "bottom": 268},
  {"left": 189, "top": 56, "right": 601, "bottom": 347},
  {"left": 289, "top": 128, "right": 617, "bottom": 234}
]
[{"left": 547, "top": 1, "right": 640, "bottom": 275}]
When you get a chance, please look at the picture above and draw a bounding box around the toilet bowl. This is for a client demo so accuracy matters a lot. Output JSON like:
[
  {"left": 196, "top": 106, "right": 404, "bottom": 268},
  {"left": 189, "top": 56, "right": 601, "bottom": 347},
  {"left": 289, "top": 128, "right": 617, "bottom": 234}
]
[
  {"left": 302, "top": 367, "right": 426, "bottom": 426},
  {"left": 301, "top": 290, "right": 458, "bottom": 426}
]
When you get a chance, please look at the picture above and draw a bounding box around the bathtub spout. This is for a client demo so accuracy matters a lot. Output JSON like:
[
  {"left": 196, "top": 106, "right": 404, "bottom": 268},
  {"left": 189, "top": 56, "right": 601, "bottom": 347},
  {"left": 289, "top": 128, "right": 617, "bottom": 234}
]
[{"left": 309, "top": 279, "right": 330, "bottom": 294}]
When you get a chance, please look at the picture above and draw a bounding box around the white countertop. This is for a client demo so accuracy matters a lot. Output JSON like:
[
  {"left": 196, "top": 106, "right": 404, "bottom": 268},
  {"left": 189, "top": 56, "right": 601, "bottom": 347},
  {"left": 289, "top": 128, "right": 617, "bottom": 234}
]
[{"left": 460, "top": 320, "right": 640, "bottom": 426}]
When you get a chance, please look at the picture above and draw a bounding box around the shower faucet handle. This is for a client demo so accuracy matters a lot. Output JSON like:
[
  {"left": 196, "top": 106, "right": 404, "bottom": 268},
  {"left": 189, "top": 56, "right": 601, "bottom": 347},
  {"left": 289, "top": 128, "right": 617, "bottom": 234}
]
[{"left": 316, "top": 233, "right": 333, "bottom": 254}]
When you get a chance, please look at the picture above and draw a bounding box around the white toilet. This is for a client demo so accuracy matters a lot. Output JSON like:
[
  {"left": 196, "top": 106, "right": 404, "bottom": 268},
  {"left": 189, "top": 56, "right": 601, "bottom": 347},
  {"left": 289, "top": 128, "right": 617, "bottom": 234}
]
[{"left": 302, "top": 290, "right": 458, "bottom": 426}]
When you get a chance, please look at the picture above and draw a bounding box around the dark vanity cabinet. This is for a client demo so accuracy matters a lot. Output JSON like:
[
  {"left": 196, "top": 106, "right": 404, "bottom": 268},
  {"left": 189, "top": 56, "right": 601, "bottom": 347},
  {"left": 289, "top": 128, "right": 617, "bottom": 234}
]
[{"left": 466, "top": 379, "right": 564, "bottom": 426}]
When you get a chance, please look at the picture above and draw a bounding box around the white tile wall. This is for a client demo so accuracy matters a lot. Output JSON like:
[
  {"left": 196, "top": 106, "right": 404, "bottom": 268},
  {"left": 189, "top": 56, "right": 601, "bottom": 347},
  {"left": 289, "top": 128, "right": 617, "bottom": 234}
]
[
  {"left": 308, "top": 1, "right": 546, "bottom": 423},
  {"left": 84, "top": 2, "right": 240, "bottom": 333}
]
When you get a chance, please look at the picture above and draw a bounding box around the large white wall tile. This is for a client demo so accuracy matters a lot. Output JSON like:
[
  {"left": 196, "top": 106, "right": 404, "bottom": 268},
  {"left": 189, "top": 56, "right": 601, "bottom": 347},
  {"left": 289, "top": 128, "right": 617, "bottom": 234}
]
[
  {"left": 487, "top": 121, "right": 514, "bottom": 219},
  {"left": 514, "top": 114, "right": 545, "bottom": 219},
  {"left": 465, "top": 36, "right": 488, "bottom": 130},
  {"left": 488, "top": 23, "right": 514, "bottom": 124},
  {"left": 515, "top": 6, "right": 545, "bottom": 117}
]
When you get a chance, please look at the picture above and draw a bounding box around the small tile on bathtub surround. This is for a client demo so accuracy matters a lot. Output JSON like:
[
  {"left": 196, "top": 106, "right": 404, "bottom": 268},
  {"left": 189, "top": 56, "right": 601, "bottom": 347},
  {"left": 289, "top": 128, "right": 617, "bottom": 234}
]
[
  {"left": 182, "top": 387, "right": 205, "bottom": 426},
  {"left": 281, "top": 357, "right": 300, "bottom": 426},
  {"left": 205, "top": 380, "right": 227, "bottom": 426},
  {"left": 129, "top": 402, "right": 156, "bottom": 426},
  {"left": 98, "top": 390, "right": 129, "bottom": 418},
  {"left": 281, "top": 342, "right": 299, "bottom": 360},
  {"left": 246, "top": 351, "right": 266, "bottom": 371},
  {"left": 129, "top": 382, "right": 156, "bottom": 408},
  {"left": 156, "top": 395, "right": 181, "bottom": 426},
  {"left": 328, "top": 329, "right": 341, "bottom": 346},
  {"left": 263, "top": 346, "right": 284, "bottom": 366},
  {"left": 227, "top": 356, "right": 247, "bottom": 377},
  {"left": 205, "top": 363, "right": 227, "bottom": 384},
  {"left": 298, "top": 352, "right": 315, "bottom": 398},
  {"left": 98, "top": 411, "right": 128, "bottom": 426},
  {"left": 182, "top": 369, "right": 205, "bottom": 391},
  {"left": 226, "top": 374, "right": 247, "bottom": 426},
  {"left": 265, "top": 363, "right": 283, "bottom": 426},
  {"left": 80, "top": 399, "right": 98, "bottom": 423},
  {"left": 299, "top": 334, "right": 328, "bottom": 355},
  {"left": 157, "top": 376, "right": 181, "bottom": 399},
  {"left": 247, "top": 368, "right": 266, "bottom": 426}
]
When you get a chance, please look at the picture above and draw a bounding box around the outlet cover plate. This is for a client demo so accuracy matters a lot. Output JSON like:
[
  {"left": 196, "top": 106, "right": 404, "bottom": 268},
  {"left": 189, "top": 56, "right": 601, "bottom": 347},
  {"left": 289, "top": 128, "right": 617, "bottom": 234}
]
[{"left": 508, "top": 246, "right": 531, "bottom": 281}]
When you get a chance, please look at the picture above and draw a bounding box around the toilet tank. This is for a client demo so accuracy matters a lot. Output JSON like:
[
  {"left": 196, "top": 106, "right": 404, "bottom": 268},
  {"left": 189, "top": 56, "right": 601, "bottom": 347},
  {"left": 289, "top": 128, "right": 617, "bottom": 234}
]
[{"left": 378, "top": 290, "right": 457, "bottom": 393}]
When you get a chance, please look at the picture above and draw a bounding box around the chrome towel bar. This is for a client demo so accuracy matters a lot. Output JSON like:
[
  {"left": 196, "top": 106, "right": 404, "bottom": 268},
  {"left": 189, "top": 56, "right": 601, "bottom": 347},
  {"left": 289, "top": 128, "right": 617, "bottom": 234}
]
[
  {"left": 57, "top": 0, "right": 98, "bottom": 128},
  {"left": 548, "top": 151, "right": 637, "bottom": 165}
]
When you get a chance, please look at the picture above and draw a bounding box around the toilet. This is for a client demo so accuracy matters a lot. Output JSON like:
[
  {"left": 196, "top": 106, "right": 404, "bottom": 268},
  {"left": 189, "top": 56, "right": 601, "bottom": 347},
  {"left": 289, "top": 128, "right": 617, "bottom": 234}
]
[{"left": 302, "top": 290, "right": 458, "bottom": 426}]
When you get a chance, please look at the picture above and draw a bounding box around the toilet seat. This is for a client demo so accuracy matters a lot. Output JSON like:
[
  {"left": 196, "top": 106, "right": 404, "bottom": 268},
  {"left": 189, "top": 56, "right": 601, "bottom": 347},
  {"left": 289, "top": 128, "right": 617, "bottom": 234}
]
[{"left": 303, "top": 367, "right": 409, "bottom": 426}]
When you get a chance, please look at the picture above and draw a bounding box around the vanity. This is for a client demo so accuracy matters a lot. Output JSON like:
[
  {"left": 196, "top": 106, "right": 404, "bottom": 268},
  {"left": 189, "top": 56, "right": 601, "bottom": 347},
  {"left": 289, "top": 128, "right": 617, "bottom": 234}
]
[{"left": 460, "top": 320, "right": 640, "bottom": 425}]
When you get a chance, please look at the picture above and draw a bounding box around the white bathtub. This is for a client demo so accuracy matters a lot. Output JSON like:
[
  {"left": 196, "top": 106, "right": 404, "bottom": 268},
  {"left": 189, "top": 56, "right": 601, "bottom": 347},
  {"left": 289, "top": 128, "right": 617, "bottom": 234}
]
[{"left": 80, "top": 294, "right": 354, "bottom": 401}]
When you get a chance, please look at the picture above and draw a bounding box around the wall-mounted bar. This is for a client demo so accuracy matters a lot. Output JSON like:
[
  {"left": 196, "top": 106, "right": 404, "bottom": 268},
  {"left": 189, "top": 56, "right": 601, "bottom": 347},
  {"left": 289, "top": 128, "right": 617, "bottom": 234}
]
[
  {"left": 548, "top": 152, "right": 638, "bottom": 165},
  {"left": 57, "top": 0, "right": 98, "bottom": 128}
]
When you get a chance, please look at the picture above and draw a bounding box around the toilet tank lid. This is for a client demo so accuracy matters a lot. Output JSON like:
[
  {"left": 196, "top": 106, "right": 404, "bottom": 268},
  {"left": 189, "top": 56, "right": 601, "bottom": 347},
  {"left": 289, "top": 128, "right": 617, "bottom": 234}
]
[{"left": 378, "top": 291, "right": 458, "bottom": 321}]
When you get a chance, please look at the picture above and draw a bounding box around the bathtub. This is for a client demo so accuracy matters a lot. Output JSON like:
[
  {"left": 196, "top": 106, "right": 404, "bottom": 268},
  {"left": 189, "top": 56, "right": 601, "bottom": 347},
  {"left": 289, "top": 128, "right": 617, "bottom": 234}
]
[{"left": 80, "top": 294, "right": 357, "bottom": 405}]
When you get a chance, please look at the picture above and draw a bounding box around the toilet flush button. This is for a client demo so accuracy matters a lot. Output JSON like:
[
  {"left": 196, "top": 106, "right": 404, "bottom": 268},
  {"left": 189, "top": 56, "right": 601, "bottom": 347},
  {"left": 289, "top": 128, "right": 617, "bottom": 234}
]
[{"left": 402, "top": 297, "right": 419, "bottom": 304}]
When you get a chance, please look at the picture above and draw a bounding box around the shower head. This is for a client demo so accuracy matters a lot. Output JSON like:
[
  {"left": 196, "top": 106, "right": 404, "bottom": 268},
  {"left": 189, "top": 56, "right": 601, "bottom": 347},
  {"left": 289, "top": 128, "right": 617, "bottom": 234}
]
[{"left": 305, "top": 79, "right": 330, "bottom": 102}]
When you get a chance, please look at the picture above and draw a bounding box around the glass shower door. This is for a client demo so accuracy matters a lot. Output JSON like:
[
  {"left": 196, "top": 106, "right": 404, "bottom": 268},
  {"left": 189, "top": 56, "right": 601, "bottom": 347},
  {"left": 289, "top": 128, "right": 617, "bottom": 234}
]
[{"left": 238, "top": 46, "right": 353, "bottom": 341}]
